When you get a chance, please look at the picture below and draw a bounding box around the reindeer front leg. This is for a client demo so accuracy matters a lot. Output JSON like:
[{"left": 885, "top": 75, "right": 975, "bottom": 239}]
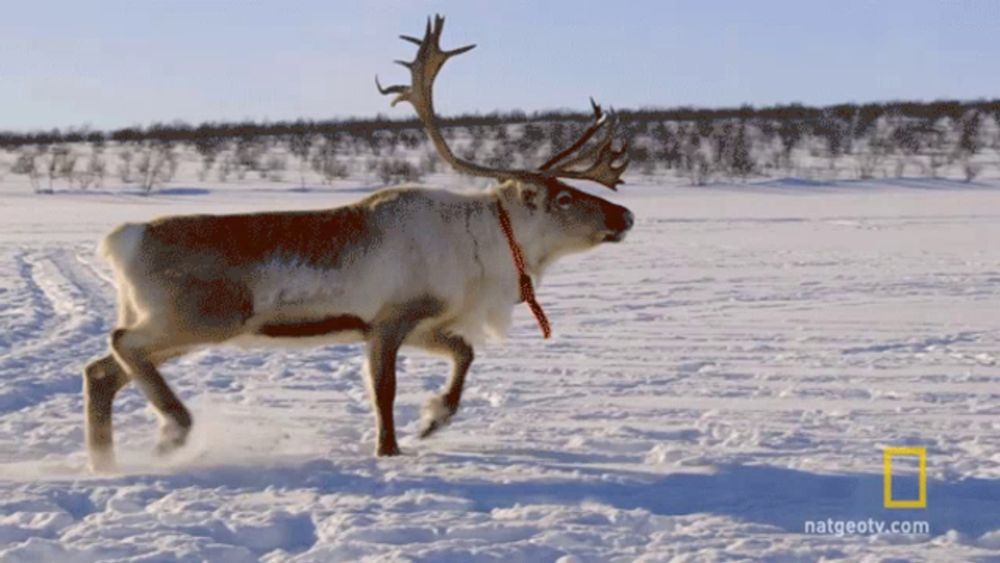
[
  {"left": 365, "top": 327, "right": 404, "bottom": 456},
  {"left": 365, "top": 297, "right": 445, "bottom": 456},
  {"left": 419, "top": 331, "right": 474, "bottom": 438}
]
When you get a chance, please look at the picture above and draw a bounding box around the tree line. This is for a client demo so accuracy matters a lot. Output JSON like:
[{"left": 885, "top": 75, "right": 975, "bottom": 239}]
[
  {"left": 2, "top": 99, "right": 997, "bottom": 150},
  {"left": 3, "top": 97, "right": 999, "bottom": 191}
]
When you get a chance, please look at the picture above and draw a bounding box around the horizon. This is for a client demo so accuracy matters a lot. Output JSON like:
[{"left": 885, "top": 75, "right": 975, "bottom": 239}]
[
  {"left": 4, "top": 95, "right": 1000, "bottom": 136},
  {"left": 3, "top": 0, "right": 999, "bottom": 132}
]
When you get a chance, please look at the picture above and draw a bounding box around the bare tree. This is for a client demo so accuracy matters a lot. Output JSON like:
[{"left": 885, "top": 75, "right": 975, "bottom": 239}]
[
  {"left": 287, "top": 131, "right": 314, "bottom": 188},
  {"left": 192, "top": 135, "right": 224, "bottom": 182},
  {"left": 680, "top": 128, "right": 712, "bottom": 186},
  {"left": 857, "top": 117, "right": 893, "bottom": 179},
  {"left": 44, "top": 146, "right": 76, "bottom": 192},
  {"left": 117, "top": 146, "right": 135, "bottom": 184},
  {"left": 957, "top": 110, "right": 983, "bottom": 182},
  {"left": 374, "top": 157, "right": 423, "bottom": 185},
  {"left": 228, "top": 136, "right": 268, "bottom": 180},
  {"left": 135, "top": 142, "right": 177, "bottom": 193},
  {"left": 10, "top": 147, "right": 43, "bottom": 192},
  {"left": 776, "top": 120, "right": 802, "bottom": 173},
  {"left": 76, "top": 147, "right": 106, "bottom": 190},
  {"left": 311, "top": 137, "right": 349, "bottom": 184},
  {"left": 418, "top": 147, "right": 441, "bottom": 175}
]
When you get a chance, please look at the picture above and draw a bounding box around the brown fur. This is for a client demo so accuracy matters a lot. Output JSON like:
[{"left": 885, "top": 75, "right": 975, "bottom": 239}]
[
  {"left": 143, "top": 206, "right": 371, "bottom": 269},
  {"left": 257, "top": 314, "right": 370, "bottom": 338}
]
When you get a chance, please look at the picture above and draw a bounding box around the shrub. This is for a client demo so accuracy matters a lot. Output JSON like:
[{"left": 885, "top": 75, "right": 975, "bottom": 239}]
[{"left": 375, "top": 158, "right": 422, "bottom": 185}]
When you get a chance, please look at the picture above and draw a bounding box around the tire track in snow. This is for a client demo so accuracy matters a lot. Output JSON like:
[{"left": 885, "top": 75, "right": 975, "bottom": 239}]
[
  {"left": 0, "top": 249, "right": 60, "bottom": 351},
  {"left": 0, "top": 246, "right": 114, "bottom": 413}
]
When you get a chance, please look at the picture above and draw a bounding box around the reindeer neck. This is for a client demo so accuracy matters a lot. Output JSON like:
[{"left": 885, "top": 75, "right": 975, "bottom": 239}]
[{"left": 492, "top": 190, "right": 552, "bottom": 281}]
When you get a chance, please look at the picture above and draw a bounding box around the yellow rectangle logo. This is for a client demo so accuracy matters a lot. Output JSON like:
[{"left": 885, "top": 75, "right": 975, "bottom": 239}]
[{"left": 883, "top": 446, "right": 927, "bottom": 509}]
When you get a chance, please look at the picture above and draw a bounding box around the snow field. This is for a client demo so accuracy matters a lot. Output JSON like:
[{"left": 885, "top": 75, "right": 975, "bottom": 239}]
[{"left": 0, "top": 176, "right": 998, "bottom": 560}]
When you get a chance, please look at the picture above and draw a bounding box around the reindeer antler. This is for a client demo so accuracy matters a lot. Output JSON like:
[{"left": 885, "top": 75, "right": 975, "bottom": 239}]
[
  {"left": 377, "top": 15, "right": 629, "bottom": 190},
  {"left": 539, "top": 100, "right": 629, "bottom": 189}
]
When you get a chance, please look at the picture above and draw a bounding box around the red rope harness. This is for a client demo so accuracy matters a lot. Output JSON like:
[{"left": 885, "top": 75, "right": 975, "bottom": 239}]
[{"left": 495, "top": 200, "right": 552, "bottom": 339}]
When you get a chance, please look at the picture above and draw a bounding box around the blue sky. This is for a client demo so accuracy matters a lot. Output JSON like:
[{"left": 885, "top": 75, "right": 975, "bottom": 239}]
[{"left": 2, "top": 0, "right": 998, "bottom": 131}]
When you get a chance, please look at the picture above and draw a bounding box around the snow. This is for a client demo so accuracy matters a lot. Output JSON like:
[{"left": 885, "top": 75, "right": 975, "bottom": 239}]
[{"left": 0, "top": 172, "right": 998, "bottom": 561}]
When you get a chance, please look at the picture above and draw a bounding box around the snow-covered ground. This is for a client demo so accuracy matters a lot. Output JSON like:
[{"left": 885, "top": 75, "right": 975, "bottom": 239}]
[{"left": 0, "top": 174, "right": 998, "bottom": 561}]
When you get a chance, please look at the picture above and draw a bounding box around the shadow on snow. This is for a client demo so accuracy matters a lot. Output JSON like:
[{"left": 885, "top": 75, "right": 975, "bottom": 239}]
[{"left": 107, "top": 454, "right": 999, "bottom": 539}]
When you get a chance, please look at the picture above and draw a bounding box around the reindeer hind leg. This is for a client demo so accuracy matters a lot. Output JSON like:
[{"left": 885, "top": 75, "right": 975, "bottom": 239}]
[
  {"left": 110, "top": 325, "right": 199, "bottom": 456},
  {"left": 109, "top": 278, "right": 251, "bottom": 457},
  {"left": 83, "top": 354, "right": 130, "bottom": 472}
]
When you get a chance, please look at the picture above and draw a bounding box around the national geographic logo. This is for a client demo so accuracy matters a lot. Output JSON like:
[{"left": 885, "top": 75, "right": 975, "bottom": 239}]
[{"left": 883, "top": 446, "right": 927, "bottom": 509}]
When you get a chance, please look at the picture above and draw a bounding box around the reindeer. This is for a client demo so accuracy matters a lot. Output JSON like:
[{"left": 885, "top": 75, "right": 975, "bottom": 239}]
[{"left": 83, "top": 15, "right": 632, "bottom": 471}]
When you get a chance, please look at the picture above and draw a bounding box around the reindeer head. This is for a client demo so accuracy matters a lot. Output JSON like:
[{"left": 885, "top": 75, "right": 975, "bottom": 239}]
[
  {"left": 377, "top": 15, "right": 634, "bottom": 255},
  {"left": 503, "top": 178, "right": 634, "bottom": 256}
]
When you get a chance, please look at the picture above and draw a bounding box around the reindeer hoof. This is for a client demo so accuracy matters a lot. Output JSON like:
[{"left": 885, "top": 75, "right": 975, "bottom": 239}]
[
  {"left": 154, "top": 419, "right": 190, "bottom": 456},
  {"left": 376, "top": 442, "right": 401, "bottom": 457},
  {"left": 419, "top": 395, "right": 456, "bottom": 439},
  {"left": 154, "top": 440, "right": 183, "bottom": 457},
  {"left": 88, "top": 450, "right": 118, "bottom": 474},
  {"left": 419, "top": 420, "right": 441, "bottom": 439}
]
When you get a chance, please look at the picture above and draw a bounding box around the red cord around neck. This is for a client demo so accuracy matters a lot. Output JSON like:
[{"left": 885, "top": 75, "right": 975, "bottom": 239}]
[{"left": 495, "top": 200, "right": 552, "bottom": 339}]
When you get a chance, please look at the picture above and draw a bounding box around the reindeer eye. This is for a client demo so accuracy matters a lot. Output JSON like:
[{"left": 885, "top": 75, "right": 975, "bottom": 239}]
[{"left": 555, "top": 191, "right": 573, "bottom": 208}]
